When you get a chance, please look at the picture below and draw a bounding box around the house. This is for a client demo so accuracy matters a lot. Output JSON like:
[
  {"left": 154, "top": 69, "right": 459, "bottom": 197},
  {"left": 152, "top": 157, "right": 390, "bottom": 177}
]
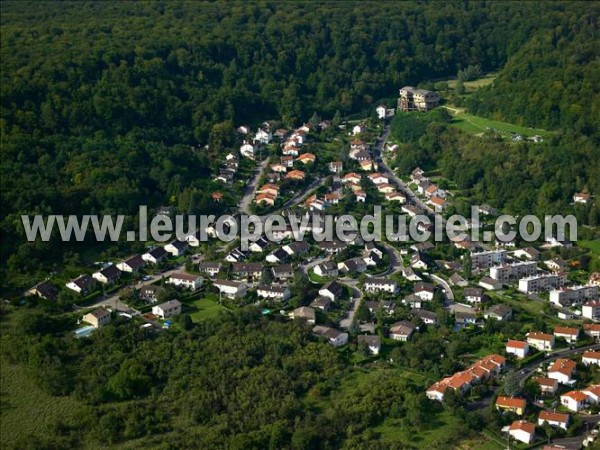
[
  {"left": 508, "top": 420, "right": 535, "bottom": 444},
  {"left": 455, "top": 311, "right": 478, "bottom": 328},
  {"left": 338, "top": 258, "right": 367, "bottom": 274},
  {"left": 270, "top": 163, "right": 287, "bottom": 173},
  {"left": 527, "top": 332, "right": 555, "bottom": 351},
  {"left": 365, "top": 242, "right": 383, "bottom": 259},
  {"left": 411, "top": 308, "right": 438, "bottom": 325},
  {"left": 368, "top": 173, "right": 389, "bottom": 185},
  {"left": 285, "top": 170, "right": 306, "bottom": 181},
  {"left": 328, "top": 161, "right": 343, "bottom": 173},
  {"left": 319, "top": 281, "right": 344, "bottom": 301},
  {"left": 356, "top": 190, "right": 367, "bottom": 203},
  {"left": 282, "top": 241, "right": 310, "bottom": 257},
  {"left": 257, "top": 183, "right": 280, "bottom": 197},
  {"left": 258, "top": 285, "right": 291, "bottom": 301},
  {"left": 352, "top": 123, "right": 365, "bottom": 135},
  {"left": 554, "top": 326, "right": 579, "bottom": 343},
  {"left": 590, "top": 272, "right": 600, "bottom": 286},
  {"left": 548, "top": 358, "right": 577, "bottom": 385},
  {"left": 478, "top": 204, "right": 498, "bottom": 216},
  {"left": 231, "top": 263, "right": 263, "bottom": 280},
  {"left": 573, "top": 192, "right": 591, "bottom": 205},
  {"left": 449, "top": 273, "right": 468, "bottom": 287},
  {"left": 225, "top": 248, "right": 247, "bottom": 263},
  {"left": 82, "top": 308, "right": 111, "bottom": 328},
  {"left": 139, "top": 285, "right": 161, "bottom": 303},
  {"left": 490, "top": 261, "right": 537, "bottom": 282},
  {"left": 319, "top": 240, "right": 348, "bottom": 254},
  {"left": 583, "top": 323, "right": 600, "bottom": 339},
  {"left": 213, "top": 279, "right": 247, "bottom": 299},
  {"left": 376, "top": 183, "right": 396, "bottom": 194},
  {"left": 411, "top": 167, "right": 425, "bottom": 181},
  {"left": 196, "top": 262, "right": 221, "bottom": 278},
  {"left": 266, "top": 248, "right": 289, "bottom": 264},
  {"left": 314, "top": 261, "right": 338, "bottom": 278},
  {"left": 389, "top": 321, "right": 415, "bottom": 341},
  {"left": 484, "top": 304, "right": 513, "bottom": 321},
  {"left": 561, "top": 391, "right": 587, "bottom": 412},
  {"left": 583, "top": 301, "right": 600, "bottom": 321},
  {"left": 211, "top": 191, "right": 224, "bottom": 202},
  {"left": 271, "top": 264, "right": 294, "bottom": 281},
  {"left": 496, "top": 396, "right": 526, "bottom": 416},
  {"left": 312, "top": 326, "right": 348, "bottom": 347},
  {"left": 152, "top": 300, "right": 182, "bottom": 319},
  {"left": 582, "top": 350, "right": 600, "bottom": 366},
  {"left": 324, "top": 192, "right": 341, "bottom": 205},
  {"left": 26, "top": 280, "right": 59, "bottom": 301},
  {"left": 297, "top": 152, "right": 316, "bottom": 164},
  {"left": 166, "top": 273, "right": 203, "bottom": 291},
  {"left": 237, "top": 125, "right": 250, "bottom": 135},
  {"left": 513, "top": 247, "right": 541, "bottom": 261},
  {"left": 411, "top": 252, "right": 428, "bottom": 270},
  {"left": 546, "top": 258, "right": 568, "bottom": 272},
  {"left": 582, "top": 385, "right": 600, "bottom": 404},
  {"left": 534, "top": 377, "right": 559, "bottom": 395},
  {"left": 364, "top": 278, "right": 398, "bottom": 294},
  {"left": 254, "top": 128, "right": 272, "bottom": 144},
  {"left": 385, "top": 191, "right": 406, "bottom": 203},
  {"left": 116, "top": 255, "right": 145, "bottom": 273},
  {"left": 538, "top": 411, "right": 570, "bottom": 430},
  {"left": 292, "top": 306, "right": 316, "bottom": 324},
  {"left": 365, "top": 301, "right": 395, "bottom": 315},
  {"left": 164, "top": 240, "right": 188, "bottom": 257},
  {"left": 310, "top": 296, "right": 331, "bottom": 311},
  {"left": 255, "top": 193, "right": 276, "bottom": 206},
  {"left": 398, "top": 86, "right": 440, "bottom": 111},
  {"left": 479, "top": 276, "right": 503, "bottom": 291},
  {"left": 403, "top": 294, "right": 422, "bottom": 309},
  {"left": 359, "top": 159, "right": 375, "bottom": 171},
  {"left": 358, "top": 335, "right": 381, "bottom": 354},
  {"left": 414, "top": 282, "right": 434, "bottom": 301},
  {"left": 280, "top": 155, "right": 294, "bottom": 167},
  {"left": 142, "top": 247, "right": 168, "bottom": 264},
  {"left": 376, "top": 105, "right": 387, "bottom": 119},
  {"left": 506, "top": 340, "right": 529, "bottom": 359},
  {"left": 464, "top": 287, "right": 484, "bottom": 304},
  {"left": 343, "top": 172, "right": 362, "bottom": 184},
  {"left": 92, "top": 265, "right": 122, "bottom": 285},
  {"left": 282, "top": 145, "right": 299, "bottom": 156},
  {"left": 240, "top": 141, "right": 256, "bottom": 159}
]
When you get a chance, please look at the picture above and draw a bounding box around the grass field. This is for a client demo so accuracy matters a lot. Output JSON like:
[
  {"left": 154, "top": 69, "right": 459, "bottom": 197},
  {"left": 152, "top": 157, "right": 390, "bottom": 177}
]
[
  {"left": 447, "top": 73, "right": 497, "bottom": 93},
  {"left": 0, "top": 360, "right": 89, "bottom": 448},
  {"left": 578, "top": 239, "right": 600, "bottom": 256},
  {"left": 443, "top": 107, "right": 553, "bottom": 139},
  {"left": 189, "top": 294, "right": 226, "bottom": 322}
]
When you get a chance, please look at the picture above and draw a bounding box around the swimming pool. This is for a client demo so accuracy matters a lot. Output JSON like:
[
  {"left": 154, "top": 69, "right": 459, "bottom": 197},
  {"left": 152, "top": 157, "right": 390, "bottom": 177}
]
[{"left": 74, "top": 325, "right": 96, "bottom": 338}]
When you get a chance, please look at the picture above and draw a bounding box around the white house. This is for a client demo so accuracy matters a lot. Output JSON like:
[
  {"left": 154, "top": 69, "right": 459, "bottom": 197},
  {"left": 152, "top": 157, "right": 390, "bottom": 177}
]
[
  {"left": 583, "top": 301, "right": 600, "bottom": 321},
  {"left": 582, "top": 350, "right": 600, "bottom": 366},
  {"left": 389, "top": 321, "right": 415, "bottom": 341},
  {"left": 376, "top": 105, "right": 387, "bottom": 119},
  {"left": 527, "top": 332, "right": 555, "bottom": 351},
  {"left": 66, "top": 274, "right": 96, "bottom": 295},
  {"left": 506, "top": 340, "right": 529, "bottom": 359},
  {"left": 142, "top": 247, "right": 169, "bottom": 264},
  {"left": 164, "top": 240, "right": 188, "bottom": 257},
  {"left": 464, "top": 287, "right": 484, "bottom": 304},
  {"left": 312, "top": 326, "right": 348, "bottom": 347},
  {"left": 413, "top": 282, "right": 434, "bottom": 301},
  {"left": 582, "top": 385, "right": 600, "bottom": 404},
  {"left": 314, "top": 261, "right": 338, "bottom": 278},
  {"left": 92, "top": 265, "right": 122, "bottom": 285},
  {"left": 554, "top": 326, "right": 579, "bottom": 343},
  {"left": 116, "top": 255, "right": 145, "bottom": 273},
  {"left": 358, "top": 335, "right": 381, "bottom": 354},
  {"left": 364, "top": 278, "right": 398, "bottom": 294},
  {"left": 319, "top": 281, "right": 344, "bottom": 301},
  {"left": 166, "top": 273, "right": 203, "bottom": 291},
  {"left": 534, "top": 377, "right": 559, "bottom": 395},
  {"left": 240, "top": 141, "right": 256, "bottom": 158},
  {"left": 352, "top": 124, "right": 365, "bottom": 135},
  {"left": 257, "top": 285, "right": 291, "bottom": 301},
  {"left": 548, "top": 358, "right": 577, "bottom": 385},
  {"left": 152, "top": 300, "right": 182, "bottom": 319},
  {"left": 292, "top": 306, "right": 316, "bottom": 324},
  {"left": 561, "top": 391, "right": 587, "bottom": 412},
  {"left": 508, "top": 420, "right": 535, "bottom": 444},
  {"left": 213, "top": 279, "right": 247, "bottom": 299},
  {"left": 538, "top": 411, "right": 569, "bottom": 431},
  {"left": 254, "top": 128, "right": 272, "bottom": 144}
]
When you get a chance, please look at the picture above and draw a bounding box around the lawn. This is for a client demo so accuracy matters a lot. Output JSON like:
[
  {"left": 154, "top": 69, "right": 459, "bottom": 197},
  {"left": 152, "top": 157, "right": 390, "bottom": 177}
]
[
  {"left": 578, "top": 239, "right": 600, "bottom": 257},
  {"left": 188, "top": 294, "right": 226, "bottom": 322},
  {"left": 0, "top": 359, "right": 90, "bottom": 448},
  {"left": 444, "top": 107, "right": 553, "bottom": 139},
  {"left": 447, "top": 73, "right": 497, "bottom": 93}
]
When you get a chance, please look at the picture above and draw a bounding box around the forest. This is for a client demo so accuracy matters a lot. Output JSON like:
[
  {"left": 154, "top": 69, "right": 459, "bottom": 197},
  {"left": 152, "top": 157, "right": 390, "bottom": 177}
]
[{"left": 1, "top": 1, "right": 599, "bottom": 288}]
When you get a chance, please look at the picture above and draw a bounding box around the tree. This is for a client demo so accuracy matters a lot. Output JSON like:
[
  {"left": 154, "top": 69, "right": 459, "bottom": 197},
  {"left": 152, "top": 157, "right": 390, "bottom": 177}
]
[{"left": 500, "top": 370, "right": 522, "bottom": 398}]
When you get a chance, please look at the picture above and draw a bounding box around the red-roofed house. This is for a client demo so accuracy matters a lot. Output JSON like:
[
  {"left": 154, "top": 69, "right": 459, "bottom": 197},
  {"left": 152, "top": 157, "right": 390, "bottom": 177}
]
[
  {"left": 548, "top": 358, "right": 577, "bottom": 385},
  {"left": 506, "top": 340, "right": 529, "bottom": 359},
  {"left": 508, "top": 420, "right": 535, "bottom": 444},
  {"left": 582, "top": 350, "right": 600, "bottom": 366},
  {"left": 538, "top": 411, "right": 569, "bottom": 430},
  {"left": 496, "top": 396, "right": 526, "bottom": 415},
  {"left": 561, "top": 391, "right": 587, "bottom": 412}
]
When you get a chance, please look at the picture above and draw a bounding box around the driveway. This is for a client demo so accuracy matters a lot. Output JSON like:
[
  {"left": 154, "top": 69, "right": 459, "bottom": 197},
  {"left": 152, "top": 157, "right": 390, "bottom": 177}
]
[{"left": 238, "top": 157, "right": 270, "bottom": 215}]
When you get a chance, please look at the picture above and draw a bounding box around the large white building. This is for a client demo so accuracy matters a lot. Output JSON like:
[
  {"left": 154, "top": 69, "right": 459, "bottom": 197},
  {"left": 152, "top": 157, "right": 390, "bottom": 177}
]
[
  {"left": 550, "top": 285, "right": 598, "bottom": 307},
  {"left": 583, "top": 300, "right": 600, "bottom": 321},
  {"left": 364, "top": 278, "right": 398, "bottom": 294},
  {"left": 518, "top": 273, "right": 567, "bottom": 294},
  {"left": 470, "top": 250, "right": 507, "bottom": 271},
  {"left": 152, "top": 300, "right": 182, "bottom": 319},
  {"left": 490, "top": 261, "right": 537, "bottom": 283}
]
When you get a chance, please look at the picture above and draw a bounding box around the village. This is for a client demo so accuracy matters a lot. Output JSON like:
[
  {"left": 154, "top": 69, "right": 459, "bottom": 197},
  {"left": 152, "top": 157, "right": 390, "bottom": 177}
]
[{"left": 22, "top": 86, "right": 600, "bottom": 449}]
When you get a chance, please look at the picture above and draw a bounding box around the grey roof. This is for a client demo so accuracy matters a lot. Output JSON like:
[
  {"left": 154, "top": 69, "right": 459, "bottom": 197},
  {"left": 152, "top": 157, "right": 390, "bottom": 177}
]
[{"left": 358, "top": 335, "right": 381, "bottom": 347}]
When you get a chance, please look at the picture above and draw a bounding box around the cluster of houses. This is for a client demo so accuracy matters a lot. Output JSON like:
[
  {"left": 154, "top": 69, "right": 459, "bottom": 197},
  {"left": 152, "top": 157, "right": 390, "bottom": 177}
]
[
  {"left": 411, "top": 167, "right": 447, "bottom": 210},
  {"left": 254, "top": 123, "right": 315, "bottom": 207},
  {"left": 215, "top": 151, "right": 240, "bottom": 185}
]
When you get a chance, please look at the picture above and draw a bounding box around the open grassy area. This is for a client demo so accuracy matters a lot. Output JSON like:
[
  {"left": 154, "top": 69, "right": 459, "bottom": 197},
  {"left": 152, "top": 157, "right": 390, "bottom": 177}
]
[
  {"left": 446, "top": 73, "right": 497, "bottom": 93},
  {"left": 578, "top": 239, "right": 600, "bottom": 256},
  {"left": 0, "top": 359, "right": 90, "bottom": 448},
  {"left": 443, "top": 107, "right": 553, "bottom": 139},
  {"left": 188, "top": 293, "right": 226, "bottom": 322}
]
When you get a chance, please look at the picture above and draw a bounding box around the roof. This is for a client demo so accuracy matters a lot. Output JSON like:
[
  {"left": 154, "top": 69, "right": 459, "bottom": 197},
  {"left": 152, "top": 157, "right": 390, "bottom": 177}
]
[
  {"left": 358, "top": 335, "right": 381, "bottom": 347},
  {"left": 583, "top": 350, "right": 600, "bottom": 360},
  {"left": 365, "top": 277, "right": 396, "bottom": 286},
  {"left": 170, "top": 272, "right": 201, "bottom": 282},
  {"left": 485, "top": 304, "right": 512, "bottom": 317},
  {"left": 198, "top": 261, "right": 221, "bottom": 270},
  {"left": 583, "top": 323, "right": 600, "bottom": 332},
  {"left": 509, "top": 420, "right": 535, "bottom": 434},
  {"left": 213, "top": 279, "right": 245, "bottom": 289},
  {"left": 321, "top": 280, "right": 343, "bottom": 296},
  {"left": 72, "top": 274, "right": 93, "bottom": 289},
  {"left": 310, "top": 296, "right": 331, "bottom": 308},
  {"left": 562, "top": 390, "right": 587, "bottom": 402},
  {"left": 293, "top": 307, "right": 315, "bottom": 320},
  {"left": 146, "top": 247, "right": 168, "bottom": 258},
  {"left": 548, "top": 358, "right": 576, "bottom": 376},
  {"left": 507, "top": 340, "right": 528, "bottom": 349},
  {"left": 232, "top": 262, "right": 263, "bottom": 273},
  {"left": 390, "top": 320, "right": 415, "bottom": 336},
  {"left": 528, "top": 331, "right": 554, "bottom": 342},
  {"left": 464, "top": 287, "right": 483, "bottom": 297},
  {"left": 100, "top": 265, "right": 121, "bottom": 278},
  {"left": 496, "top": 396, "right": 526, "bottom": 409},
  {"left": 167, "top": 240, "right": 188, "bottom": 251},
  {"left": 155, "top": 299, "right": 181, "bottom": 310},
  {"left": 86, "top": 308, "right": 110, "bottom": 319},
  {"left": 123, "top": 255, "right": 145, "bottom": 269},
  {"left": 554, "top": 326, "right": 579, "bottom": 336},
  {"left": 30, "top": 280, "right": 59, "bottom": 299},
  {"left": 272, "top": 264, "right": 293, "bottom": 275},
  {"left": 533, "top": 377, "right": 558, "bottom": 388},
  {"left": 414, "top": 282, "right": 434, "bottom": 293}
]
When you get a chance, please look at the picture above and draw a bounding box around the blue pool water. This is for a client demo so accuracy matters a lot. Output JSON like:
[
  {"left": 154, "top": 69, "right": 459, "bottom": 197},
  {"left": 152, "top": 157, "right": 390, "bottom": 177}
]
[{"left": 74, "top": 325, "right": 96, "bottom": 338}]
